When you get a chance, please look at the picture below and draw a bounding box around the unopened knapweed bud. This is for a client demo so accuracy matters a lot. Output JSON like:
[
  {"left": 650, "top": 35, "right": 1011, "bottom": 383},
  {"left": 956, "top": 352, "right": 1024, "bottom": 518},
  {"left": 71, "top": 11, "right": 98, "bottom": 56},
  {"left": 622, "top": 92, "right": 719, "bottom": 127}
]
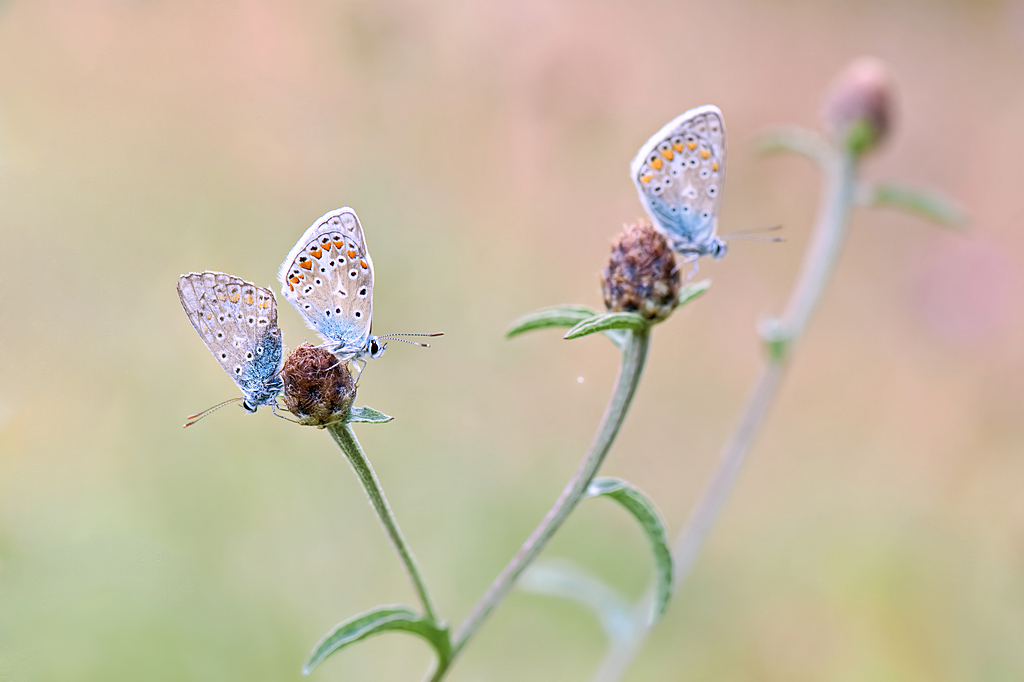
[
  {"left": 281, "top": 343, "right": 356, "bottom": 427},
  {"left": 823, "top": 57, "right": 894, "bottom": 156},
  {"left": 602, "top": 220, "right": 680, "bottom": 321}
]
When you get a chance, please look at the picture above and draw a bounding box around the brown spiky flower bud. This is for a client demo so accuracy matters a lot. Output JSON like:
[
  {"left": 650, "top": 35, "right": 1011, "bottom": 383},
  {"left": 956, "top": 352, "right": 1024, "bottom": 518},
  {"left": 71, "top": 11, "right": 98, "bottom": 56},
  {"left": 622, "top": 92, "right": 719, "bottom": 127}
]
[
  {"left": 281, "top": 343, "right": 356, "bottom": 427},
  {"left": 602, "top": 219, "right": 681, "bottom": 321},
  {"left": 823, "top": 56, "right": 894, "bottom": 156}
]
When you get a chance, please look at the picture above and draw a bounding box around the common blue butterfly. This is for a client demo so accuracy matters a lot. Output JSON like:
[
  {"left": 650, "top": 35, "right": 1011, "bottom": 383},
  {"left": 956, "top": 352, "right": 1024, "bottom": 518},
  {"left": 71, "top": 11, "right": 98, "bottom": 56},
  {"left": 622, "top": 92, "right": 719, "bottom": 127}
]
[
  {"left": 631, "top": 105, "right": 728, "bottom": 260},
  {"left": 278, "top": 207, "right": 439, "bottom": 375},
  {"left": 177, "top": 271, "right": 284, "bottom": 425}
]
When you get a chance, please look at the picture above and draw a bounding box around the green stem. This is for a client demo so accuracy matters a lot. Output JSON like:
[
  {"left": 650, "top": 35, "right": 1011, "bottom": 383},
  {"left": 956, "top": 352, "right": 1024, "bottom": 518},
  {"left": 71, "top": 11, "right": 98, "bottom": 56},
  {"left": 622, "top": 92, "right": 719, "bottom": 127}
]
[
  {"left": 776, "top": 150, "right": 857, "bottom": 345},
  {"left": 592, "top": 149, "right": 859, "bottom": 682},
  {"left": 327, "top": 421, "right": 440, "bottom": 624},
  {"left": 431, "top": 329, "right": 650, "bottom": 680}
]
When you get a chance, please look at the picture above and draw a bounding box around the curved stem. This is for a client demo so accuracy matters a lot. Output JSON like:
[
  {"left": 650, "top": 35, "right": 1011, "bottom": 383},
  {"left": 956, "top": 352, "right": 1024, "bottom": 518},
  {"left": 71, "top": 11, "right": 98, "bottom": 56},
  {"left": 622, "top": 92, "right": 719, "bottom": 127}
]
[
  {"left": 437, "top": 329, "right": 650, "bottom": 677},
  {"left": 592, "top": 149, "right": 858, "bottom": 682},
  {"left": 328, "top": 421, "right": 440, "bottom": 624},
  {"left": 776, "top": 150, "right": 857, "bottom": 344}
]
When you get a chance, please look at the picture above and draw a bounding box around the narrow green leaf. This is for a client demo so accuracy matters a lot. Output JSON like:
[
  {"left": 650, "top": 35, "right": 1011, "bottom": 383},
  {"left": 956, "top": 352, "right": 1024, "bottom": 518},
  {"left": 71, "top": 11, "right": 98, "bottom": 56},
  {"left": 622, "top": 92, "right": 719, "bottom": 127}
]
[
  {"left": 866, "top": 182, "right": 967, "bottom": 230},
  {"left": 520, "top": 559, "right": 633, "bottom": 642},
  {"left": 346, "top": 406, "right": 394, "bottom": 424},
  {"left": 564, "top": 312, "right": 647, "bottom": 340},
  {"left": 507, "top": 305, "right": 597, "bottom": 338},
  {"left": 676, "top": 279, "right": 711, "bottom": 309},
  {"left": 303, "top": 605, "right": 450, "bottom": 675},
  {"left": 758, "top": 127, "right": 834, "bottom": 166},
  {"left": 585, "top": 477, "right": 674, "bottom": 622}
]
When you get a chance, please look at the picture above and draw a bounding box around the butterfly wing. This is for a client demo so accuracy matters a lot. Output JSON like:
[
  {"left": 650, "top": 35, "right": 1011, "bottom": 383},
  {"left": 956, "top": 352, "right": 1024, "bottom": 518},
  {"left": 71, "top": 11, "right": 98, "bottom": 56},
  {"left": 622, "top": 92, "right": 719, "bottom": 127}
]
[
  {"left": 278, "top": 207, "right": 374, "bottom": 360},
  {"left": 177, "top": 271, "right": 284, "bottom": 410},
  {"left": 630, "top": 105, "right": 727, "bottom": 256}
]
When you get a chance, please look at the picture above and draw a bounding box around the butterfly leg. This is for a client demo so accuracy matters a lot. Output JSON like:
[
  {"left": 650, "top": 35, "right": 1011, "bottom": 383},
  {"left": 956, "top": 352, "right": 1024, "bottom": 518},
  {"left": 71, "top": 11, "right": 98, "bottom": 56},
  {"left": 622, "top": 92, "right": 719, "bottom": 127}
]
[
  {"left": 353, "top": 358, "right": 368, "bottom": 383},
  {"left": 271, "top": 400, "right": 302, "bottom": 424},
  {"left": 681, "top": 255, "right": 700, "bottom": 282}
]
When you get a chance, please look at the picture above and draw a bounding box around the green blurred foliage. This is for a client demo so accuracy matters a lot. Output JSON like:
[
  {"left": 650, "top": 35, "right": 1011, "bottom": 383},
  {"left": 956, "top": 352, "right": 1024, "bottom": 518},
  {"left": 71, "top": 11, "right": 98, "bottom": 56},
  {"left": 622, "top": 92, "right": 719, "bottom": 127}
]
[{"left": 0, "top": 0, "right": 1022, "bottom": 680}]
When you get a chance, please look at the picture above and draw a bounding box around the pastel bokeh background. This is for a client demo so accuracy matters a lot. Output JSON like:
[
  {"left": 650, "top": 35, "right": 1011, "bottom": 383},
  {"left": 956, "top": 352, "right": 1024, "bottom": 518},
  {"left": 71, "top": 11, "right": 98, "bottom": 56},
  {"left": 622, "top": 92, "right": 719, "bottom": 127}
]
[{"left": 1, "top": 1, "right": 1022, "bottom": 680}]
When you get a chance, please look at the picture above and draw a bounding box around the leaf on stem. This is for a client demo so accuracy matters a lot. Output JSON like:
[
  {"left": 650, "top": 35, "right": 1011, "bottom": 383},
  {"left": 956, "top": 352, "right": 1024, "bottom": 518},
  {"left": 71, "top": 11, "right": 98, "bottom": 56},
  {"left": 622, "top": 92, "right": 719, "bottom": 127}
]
[
  {"left": 585, "top": 477, "right": 674, "bottom": 622},
  {"left": 506, "top": 305, "right": 598, "bottom": 338},
  {"left": 507, "top": 304, "right": 631, "bottom": 351},
  {"left": 346, "top": 406, "right": 394, "bottom": 424},
  {"left": 863, "top": 182, "right": 967, "bottom": 230},
  {"left": 564, "top": 312, "right": 647, "bottom": 340},
  {"left": 303, "top": 605, "right": 450, "bottom": 675},
  {"left": 676, "top": 279, "right": 711, "bottom": 309},
  {"left": 520, "top": 559, "right": 633, "bottom": 642},
  {"left": 758, "top": 317, "right": 791, "bottom": 363},
  {"left": 758, "top": 127, "right": 834, "bottom": 168}
]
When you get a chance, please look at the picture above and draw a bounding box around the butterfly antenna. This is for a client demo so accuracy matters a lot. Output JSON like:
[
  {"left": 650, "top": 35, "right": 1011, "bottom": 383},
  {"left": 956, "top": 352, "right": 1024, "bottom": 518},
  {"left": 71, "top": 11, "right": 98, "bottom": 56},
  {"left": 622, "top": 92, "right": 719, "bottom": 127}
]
[
  {"left": 726, "top": 235, "right": 786, "bottom": 243},
  {"left": 389, "top": 337, "right": 432, "bottom": 348},
  {"left": 721, "top": 224, "right": 783, "bottom": 238},
  {"left": 183, "top": 397, "right": 242, "bottom": 428},
  {"left": 377, "top": 332, "right": 444, "bottom": 348},
  {"left": 377, "top": 332, "right": 444, "bottom": 338}
]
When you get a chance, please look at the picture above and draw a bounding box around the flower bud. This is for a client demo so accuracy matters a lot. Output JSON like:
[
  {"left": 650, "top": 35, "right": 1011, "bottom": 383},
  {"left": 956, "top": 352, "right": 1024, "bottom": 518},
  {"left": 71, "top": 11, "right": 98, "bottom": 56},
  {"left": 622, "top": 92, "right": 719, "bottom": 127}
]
[
  {"left": 602, "top": 220, "right": 681, "bottom": 321},
  {"left": 281, "top": 343, "right": 356, "bottom": 427},
  {"left": 823, "top": 57, "right": 894, "bottom": 156}
]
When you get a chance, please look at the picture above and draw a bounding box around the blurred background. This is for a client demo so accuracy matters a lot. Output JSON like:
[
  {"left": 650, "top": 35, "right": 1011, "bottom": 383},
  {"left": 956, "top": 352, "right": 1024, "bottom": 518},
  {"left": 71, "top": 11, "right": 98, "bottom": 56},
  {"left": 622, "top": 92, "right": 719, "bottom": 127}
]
[{"left": 0, "top": 0, "right": 1022, "bottom": 680}]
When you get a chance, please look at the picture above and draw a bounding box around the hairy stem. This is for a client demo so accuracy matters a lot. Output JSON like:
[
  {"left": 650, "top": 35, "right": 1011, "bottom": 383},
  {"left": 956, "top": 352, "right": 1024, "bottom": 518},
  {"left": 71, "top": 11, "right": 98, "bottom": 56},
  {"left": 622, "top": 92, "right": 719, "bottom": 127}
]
[
  {"left": 328, "top": 421, "right": 440, "bottom": 624},
  {"left": 592, "top": 149, "right": 858, "bottom": 682},
  {"left": 432, "top": 329, "right": 650, "bottom": 679}
]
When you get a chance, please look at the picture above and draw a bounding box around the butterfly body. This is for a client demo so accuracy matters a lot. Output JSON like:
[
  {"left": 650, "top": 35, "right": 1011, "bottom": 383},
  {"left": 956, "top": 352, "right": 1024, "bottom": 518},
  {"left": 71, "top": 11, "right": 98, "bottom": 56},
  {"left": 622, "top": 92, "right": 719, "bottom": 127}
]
[
  {"left": 177, "top": 271, "right": 284, "bottom": 412},
  {"left": 278, "top": 207, "right": 385, "bottom": 365},
  {"left": 631, "top": 105, "right": 727, "bottom": 259}
]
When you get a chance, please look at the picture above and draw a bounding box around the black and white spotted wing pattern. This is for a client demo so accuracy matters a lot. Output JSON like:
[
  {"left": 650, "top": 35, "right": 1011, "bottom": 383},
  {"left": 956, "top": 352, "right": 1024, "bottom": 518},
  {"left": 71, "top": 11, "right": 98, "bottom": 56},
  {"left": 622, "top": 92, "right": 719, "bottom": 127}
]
[
  {"left": 177, "top": 271, "right": 284, "bottom": 412},
  {"left": 278, "top": 207, "right": 378, "bottom": 363},
  {"left": 630, "top": 105, "right": 728, "bottom": 259}
]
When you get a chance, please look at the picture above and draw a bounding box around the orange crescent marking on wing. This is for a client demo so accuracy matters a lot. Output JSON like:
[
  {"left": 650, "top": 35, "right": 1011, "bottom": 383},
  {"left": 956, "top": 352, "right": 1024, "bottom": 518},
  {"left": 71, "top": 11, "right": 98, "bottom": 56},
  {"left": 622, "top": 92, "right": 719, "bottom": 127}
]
[
  {"left": 700, "top": 149, "right": 710, "bottom": 159},
  {"left": 333, "top": 240, "right": 345, "bottom": 250},
  {"left": 660, "top": 149, "right": 674, "bottom": 160},
  {"left": 360, "top": 259, "right": 368, "bottom": 269},
  {"left": 712, "top": 162, "right": 719, "bottom": 171},
  {"left": 673, "top": 143, "right": 684, "bottom": 152},
  {"left": 640, "top": 173, "right": 653, "bottom": 183},
  {"left": 348, "top": 250, "right": 357, "bottom": 258},
  {"left": 687, "top": 142, "right": 697, "bottom": 150},
  {"left": 650, "top": 157, "right": 663, "bottom": 170},
  {"left": 299, "top": 260, "right": 312, "bottom": 270}
]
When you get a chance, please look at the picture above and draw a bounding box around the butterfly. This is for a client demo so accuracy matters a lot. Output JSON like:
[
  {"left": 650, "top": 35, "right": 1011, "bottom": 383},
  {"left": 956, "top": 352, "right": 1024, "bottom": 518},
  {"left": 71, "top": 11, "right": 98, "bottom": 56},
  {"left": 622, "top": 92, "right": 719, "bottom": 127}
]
[
  {"left": 631, "top": 105, "right": 728, "bottom": 261},
  {"left": 177, "top": 271, "right": 285, "bottom": 426},
  {"left": 278, "top": 207, "right": 440, "bottom": 375}
]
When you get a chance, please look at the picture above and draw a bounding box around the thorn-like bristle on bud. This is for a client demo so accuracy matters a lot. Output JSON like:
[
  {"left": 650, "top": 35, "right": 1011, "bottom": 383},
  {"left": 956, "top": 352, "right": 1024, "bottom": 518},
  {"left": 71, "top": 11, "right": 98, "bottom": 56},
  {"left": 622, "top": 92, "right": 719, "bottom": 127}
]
[
  {"left": 280, "top": 344, "right": 356, "bottom": 428},
  {"left": 602, "top": 220, "right": 681, "bottom": 321}
]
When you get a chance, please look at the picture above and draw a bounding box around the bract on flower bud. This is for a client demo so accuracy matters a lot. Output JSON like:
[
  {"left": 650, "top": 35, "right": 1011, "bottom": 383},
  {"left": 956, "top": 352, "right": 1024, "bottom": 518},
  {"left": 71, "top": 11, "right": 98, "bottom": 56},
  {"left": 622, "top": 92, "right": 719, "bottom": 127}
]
[
  {"left": 281, "top": 343, "right": 356, "bottom": 427},
  {"left": 602, "top": 220, "right": 681, "bottom": 321},
  {"left": 823, "top": 56, "right": 894, "bottom": 156}
]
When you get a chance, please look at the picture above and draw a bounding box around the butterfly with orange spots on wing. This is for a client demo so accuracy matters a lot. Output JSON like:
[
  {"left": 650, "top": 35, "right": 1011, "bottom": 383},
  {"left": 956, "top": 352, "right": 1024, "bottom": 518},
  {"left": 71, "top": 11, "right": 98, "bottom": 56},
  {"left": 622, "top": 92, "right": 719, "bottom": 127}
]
[
  {"left": 177, "top": 271, "right": 284, "bottom": 426},
  {"left": 631, "top": 105, "right": 729, "bottom": 262},
  {"left": 278, "top": 207, "right": 441, "bottom": 377}
]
